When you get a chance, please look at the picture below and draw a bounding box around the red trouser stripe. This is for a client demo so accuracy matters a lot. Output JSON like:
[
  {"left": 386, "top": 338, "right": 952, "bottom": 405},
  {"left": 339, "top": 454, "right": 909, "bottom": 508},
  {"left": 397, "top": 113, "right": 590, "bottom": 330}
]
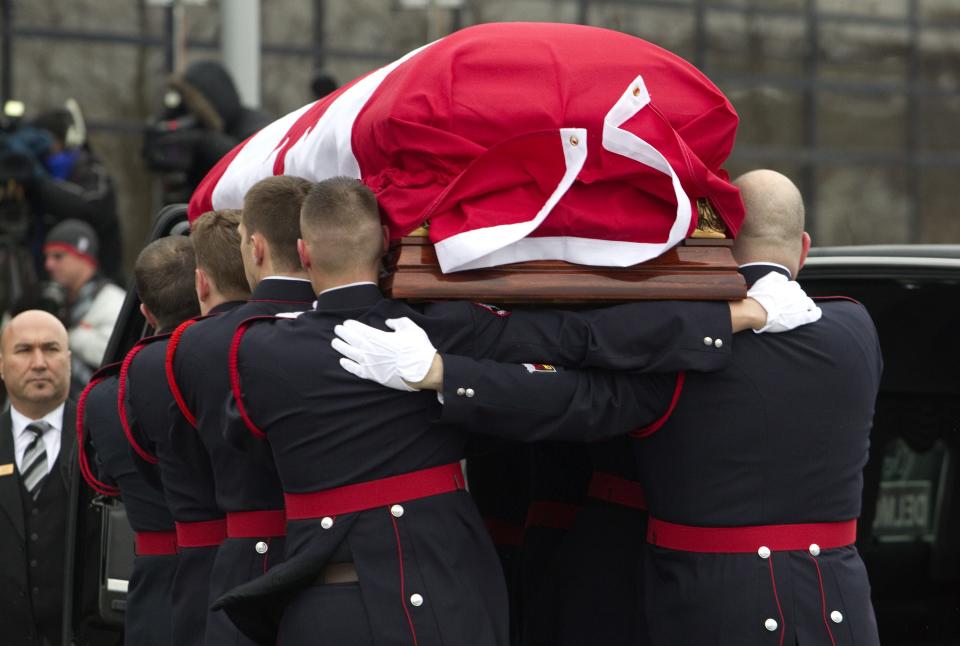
[
  {"left": 226, "top": 509, "right": 287, "bottom": 538},
  {"left": 175, "top": 519, "right": 227, "bottom": 548},
  {"left": 284, "top": 463, "right": 466, "bottom": 520},
  {"left": 647, "top": 517, "right": 857, "bottom": 553},
  {"left": 135, "top": 531, "right": 178, "bottom": 556},
  {"left": 587, "top": 471, "right": 647, "bottom": 510}
]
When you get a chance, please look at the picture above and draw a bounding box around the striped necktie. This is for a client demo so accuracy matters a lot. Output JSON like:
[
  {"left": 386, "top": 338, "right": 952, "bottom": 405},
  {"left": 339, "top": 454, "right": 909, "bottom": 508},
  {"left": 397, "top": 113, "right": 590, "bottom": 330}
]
[{"left": 22, "top": 421, "right": 52, "bottom": 500}]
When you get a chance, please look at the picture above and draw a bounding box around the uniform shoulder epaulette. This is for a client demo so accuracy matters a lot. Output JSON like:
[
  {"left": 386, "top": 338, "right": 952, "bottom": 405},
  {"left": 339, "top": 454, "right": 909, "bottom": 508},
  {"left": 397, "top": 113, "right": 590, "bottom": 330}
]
[
  {"left": 77, "top": 361, "right": 122, "bottom": 497},
  {"left": 165, "top": 314, "right": 216, "bottom": 428},
  {"left": 118, "top": 333, "right": 173, "bottom": 464},
  {"left": 228, "top": 315, "right": 281, "bottom": 440}
]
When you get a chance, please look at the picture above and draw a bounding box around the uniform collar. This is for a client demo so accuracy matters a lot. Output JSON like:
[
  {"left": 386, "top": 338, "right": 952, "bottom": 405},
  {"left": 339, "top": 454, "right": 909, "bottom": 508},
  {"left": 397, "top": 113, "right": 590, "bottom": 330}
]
[
  {"left": 314, "top": 282, "right": 383, "bottom": 312},
  {"left": 251, "top": 277, "right": 315, "bottom": 303},
  {"left": 209, "top": 300, "right": 246, "bottom": 316},
  {"left": 738, "top": 262, "right": 791, "bottom": 287}
]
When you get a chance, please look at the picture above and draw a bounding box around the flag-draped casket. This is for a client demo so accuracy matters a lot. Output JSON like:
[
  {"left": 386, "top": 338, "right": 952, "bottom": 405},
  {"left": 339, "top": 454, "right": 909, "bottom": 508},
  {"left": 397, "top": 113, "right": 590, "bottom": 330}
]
[{"left": 189, "top": 22, "right": 746, "bottom": 300}]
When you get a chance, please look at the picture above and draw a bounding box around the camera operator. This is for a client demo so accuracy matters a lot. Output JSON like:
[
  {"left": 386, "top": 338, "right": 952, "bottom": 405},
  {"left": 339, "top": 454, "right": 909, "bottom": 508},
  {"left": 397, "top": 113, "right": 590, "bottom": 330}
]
[
  {"left": 30, "top": 104, "right": 123, "bottom": 283},
  {"left": 144, "top": 60, "right": 271, "bottom": 204}
]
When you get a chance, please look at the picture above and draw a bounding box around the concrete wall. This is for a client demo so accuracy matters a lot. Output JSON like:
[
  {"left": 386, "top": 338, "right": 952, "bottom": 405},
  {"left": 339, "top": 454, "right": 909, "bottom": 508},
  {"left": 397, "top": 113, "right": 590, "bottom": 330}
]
[{"left": 4, "top": 0, "right": 959, "bottom": 274}]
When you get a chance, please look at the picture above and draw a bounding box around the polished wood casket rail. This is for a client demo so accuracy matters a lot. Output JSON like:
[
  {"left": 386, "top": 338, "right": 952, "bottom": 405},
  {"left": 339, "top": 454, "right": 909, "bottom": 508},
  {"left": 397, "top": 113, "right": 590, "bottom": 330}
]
[{"left": 383, "top": 237, "right": 746, "bottom": 304}]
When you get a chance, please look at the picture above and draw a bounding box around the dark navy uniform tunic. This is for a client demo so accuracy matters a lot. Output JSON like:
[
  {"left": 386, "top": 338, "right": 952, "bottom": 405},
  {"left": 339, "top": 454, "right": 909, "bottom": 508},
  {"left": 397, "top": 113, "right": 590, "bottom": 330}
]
[
  {"left": 166, "top": 278, "right": 315, "bottom": 646},
  {"left": 439, "top": 266, "right": 883, "bottom": 645},
  {"left": 122, "top": 327, "right": 228, "bottom": 646},
  {"left": 80, "top": 362, "right": 177, "bottom": 646},
  {"left": 635, "top": 273, "right": 883, "bottom": 645},
  {"left": 217, "top": 283, "right": 734, "bottom": 646}
]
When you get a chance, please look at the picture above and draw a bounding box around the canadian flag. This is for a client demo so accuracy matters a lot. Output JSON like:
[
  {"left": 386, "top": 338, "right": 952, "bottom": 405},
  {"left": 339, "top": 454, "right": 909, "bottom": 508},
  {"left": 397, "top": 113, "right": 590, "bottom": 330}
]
[{"left": 189, "top": 22, "right": 744, "bottom": 273}]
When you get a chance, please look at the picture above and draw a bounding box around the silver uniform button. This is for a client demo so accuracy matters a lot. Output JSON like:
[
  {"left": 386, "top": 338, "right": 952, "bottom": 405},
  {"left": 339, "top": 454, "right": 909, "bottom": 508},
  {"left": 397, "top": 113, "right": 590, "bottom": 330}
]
[
  {"left": 764, "top": 618, "right": 778, "bottom": 632},
  {"left": 410, "top": 593, "right": 424, "bottom": 607},
  {"left": 465, "top": 388, "right": 475, "bottom": 398},
  {"left": 714, "top": 338, "right": 723, "bottom": 348},
  {"left": 809, "top": 543, "right": 821, "bottom": 557},
  {"left": 757, "top": 546, "right": 771, "bottom": 559},
  {"left": 456, "top": 387, "right": 465, "bottom": 396},
  {"left": 703, "top": 336, "right": 713, "bottom": 346},
  {"left": 830, "top": 611, "right": 843, "bottom": 624},
  {"left": 391, "top": 504, "right": 404, "bottom": 518},
  {"left": 254, "top": 541, "right": 268, "bottom": 555},
  {"left": 320, "top": 516, "right": 334, "bottom": 529}
]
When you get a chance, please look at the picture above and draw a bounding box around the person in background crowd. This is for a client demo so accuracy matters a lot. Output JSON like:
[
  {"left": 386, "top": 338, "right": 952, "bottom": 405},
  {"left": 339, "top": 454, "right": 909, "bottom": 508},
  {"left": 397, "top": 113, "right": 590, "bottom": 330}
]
[
  {"left": 144, "top": 61, "right": 271, "bottom": 204},
  {"left": 43, "top": 219, "right": 124, "bottom": 396},
  {"left": 31, "top": 104, "right": 123, "bottom": 283},
  {"left": 0, "top": 310, "right": 78, "bottom": 646}
]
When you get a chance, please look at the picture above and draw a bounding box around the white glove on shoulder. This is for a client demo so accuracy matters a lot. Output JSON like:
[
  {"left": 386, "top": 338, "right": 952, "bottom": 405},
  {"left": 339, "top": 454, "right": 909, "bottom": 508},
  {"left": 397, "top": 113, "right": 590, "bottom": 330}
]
[
  {"left": 332, "top": 317, "right": 437, "bottom": 391},
  {"left": 747, "top": 271, "right": 823, "bottom": 334}
]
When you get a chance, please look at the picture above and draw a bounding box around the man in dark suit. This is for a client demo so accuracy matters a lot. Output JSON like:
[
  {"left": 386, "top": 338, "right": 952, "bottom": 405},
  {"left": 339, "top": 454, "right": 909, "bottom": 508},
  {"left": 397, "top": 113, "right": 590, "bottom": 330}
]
[
  {"left": 79, "top": 235, "right": 200, "bottom": 646},
  {"left": 0, "top": 310, "right": 80, "bottom": 646},
  {"left": 216, "top": 177, "right": 816, "bottom": 646},
  {"left": 338, "top": 170, "right": 880, "bottom": 645},
  {"left": 165, "top": 176, "right": 316, "bottom": 646},
  {"left": 119, "top": 209, "right": 250, "bottom": 646}
]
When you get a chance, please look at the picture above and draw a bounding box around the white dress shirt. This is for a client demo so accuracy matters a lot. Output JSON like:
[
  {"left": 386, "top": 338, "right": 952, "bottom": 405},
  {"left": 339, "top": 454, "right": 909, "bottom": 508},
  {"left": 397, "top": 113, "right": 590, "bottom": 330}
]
[{"left": 10, "top": 403, "right": 64, "bottom": 477}]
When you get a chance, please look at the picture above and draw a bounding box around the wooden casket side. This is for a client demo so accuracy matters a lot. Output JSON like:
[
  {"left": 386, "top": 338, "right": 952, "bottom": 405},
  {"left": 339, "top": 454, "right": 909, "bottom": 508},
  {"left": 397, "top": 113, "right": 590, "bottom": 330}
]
[{"left": 383, "top": 237, "right": 746, "bottom": 304}]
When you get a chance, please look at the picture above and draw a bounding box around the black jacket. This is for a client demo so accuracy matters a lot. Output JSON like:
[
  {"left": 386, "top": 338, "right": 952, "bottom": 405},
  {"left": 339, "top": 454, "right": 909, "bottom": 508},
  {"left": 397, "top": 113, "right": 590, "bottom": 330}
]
[{"left": 217, "top": 285, "right": 735, "bottom": 646}]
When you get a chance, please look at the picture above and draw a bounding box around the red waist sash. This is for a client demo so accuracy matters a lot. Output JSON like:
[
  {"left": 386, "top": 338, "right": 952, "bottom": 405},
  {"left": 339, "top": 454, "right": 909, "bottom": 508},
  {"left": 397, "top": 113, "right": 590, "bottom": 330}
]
[
  {"left": 175, "top": 519, "right": 227, "bottom": 548},
  {"left": 284, "top": 462, "right": 466, "bottom": 520},
  {"left": 226, "top": 509, "right": 287, "bottom": 538},
  {"left": 135, "top": 531, "right": 178, "bottom": 556},
  {"left": 647, "top": 516, "right": 857, "bottom": 553},
  {"left": 587, "top": 471, "right": 647, "bottom": 510}
]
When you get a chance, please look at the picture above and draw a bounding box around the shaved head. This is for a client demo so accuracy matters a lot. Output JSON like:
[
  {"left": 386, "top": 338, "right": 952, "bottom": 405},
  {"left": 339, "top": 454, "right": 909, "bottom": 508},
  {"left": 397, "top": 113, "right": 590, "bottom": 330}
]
[
  {"left": 1, "top": 310, "right": 71, "bottom": 418},
  {"left": 732, "top": 170, "right": 808, "bottom": 275}
]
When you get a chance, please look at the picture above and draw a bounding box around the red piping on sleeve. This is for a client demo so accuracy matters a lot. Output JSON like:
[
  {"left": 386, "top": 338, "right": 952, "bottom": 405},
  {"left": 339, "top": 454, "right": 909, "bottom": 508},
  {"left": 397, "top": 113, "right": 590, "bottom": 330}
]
[
  {"left": 229, "top": 317, "right": 273, "bottom": 439},
  {"left": 812, "top": 295, "right": 862, "bottom": 305},
  {"left": 76, "top": 372, "right": 120, "bottom": 497},
  {"left": 391, "top": 514, "right": 420, "bottom": 646},
  {"left": 165, "top": 318, "right": 200, "bottom": 428},
  {"left": 810, "top": 555, "right": 838, "bottom": 646},
  {"left": 630, "top": 372, "right": 686, "bottom": 439},
  {"left": 118, "top": 343, "right": 159, "bottom": 465}
]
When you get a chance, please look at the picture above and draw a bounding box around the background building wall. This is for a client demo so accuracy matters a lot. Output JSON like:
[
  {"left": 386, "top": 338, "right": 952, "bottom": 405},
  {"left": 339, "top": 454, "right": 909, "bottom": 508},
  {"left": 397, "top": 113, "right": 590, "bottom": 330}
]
[{"left": 3, "top": 0, "right": 959, "bottom": 275}]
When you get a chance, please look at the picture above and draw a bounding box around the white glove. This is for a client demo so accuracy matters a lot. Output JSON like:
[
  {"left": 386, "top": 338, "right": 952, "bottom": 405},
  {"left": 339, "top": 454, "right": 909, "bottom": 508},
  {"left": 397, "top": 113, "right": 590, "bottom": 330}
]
[
  {"left": 747, "top": 271, "right": 822, "bottom": 334},
  {"left": 331, "top": 317, "right": 437, "bottom": 391}
]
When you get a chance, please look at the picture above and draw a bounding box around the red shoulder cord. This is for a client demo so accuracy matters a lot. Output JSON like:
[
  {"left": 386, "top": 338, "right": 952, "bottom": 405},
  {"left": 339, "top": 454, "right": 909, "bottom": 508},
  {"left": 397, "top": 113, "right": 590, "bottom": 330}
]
[
  {"left": 165, "top": 317, "right": 202, "bottom": 428},
  {"left": 117, "top": 342, "right": 159, "bottom": 465},
  {"left": 229, "top": 317, "right": 274, "bottom": 440},
  {"left": 76, "top": 372, "right": 121, "bottom": 497}
]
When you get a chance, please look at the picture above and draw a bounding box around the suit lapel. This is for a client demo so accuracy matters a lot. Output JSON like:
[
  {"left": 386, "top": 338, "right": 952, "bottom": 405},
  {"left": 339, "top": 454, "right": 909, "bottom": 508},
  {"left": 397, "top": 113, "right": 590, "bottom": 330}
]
[{"left": 0, "top": 410, "right": 25, "bottom": 540}]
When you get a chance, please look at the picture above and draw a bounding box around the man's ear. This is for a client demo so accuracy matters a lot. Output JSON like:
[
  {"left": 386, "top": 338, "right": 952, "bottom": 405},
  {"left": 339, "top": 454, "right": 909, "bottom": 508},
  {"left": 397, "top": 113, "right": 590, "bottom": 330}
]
[
  {"left": 251, "top": 234, "right": 265, "bottom": 267},
  {"left": 297, "top": 239, "right": 312, "bottom": 269},
  {"left": 139, "top": 303, "right": 160, "bottom": 330},
  {"left": 196, "top": 268, "right": 211, "bottom": 303},
  {"left": 381, "top": 225, "right": 390, "bottom": 254},
  {"left": 798, "top": 231, "right": 812, "bottom": 271}
]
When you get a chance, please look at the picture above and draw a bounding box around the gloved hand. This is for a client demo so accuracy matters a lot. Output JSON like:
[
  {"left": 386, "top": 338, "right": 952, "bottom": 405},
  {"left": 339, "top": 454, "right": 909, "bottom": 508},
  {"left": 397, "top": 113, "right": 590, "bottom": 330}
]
[
  {"left": 332, "top": 317, "right": 437, "bottom": 391},
  {"left": 747, "top": 271, "right": 822, "bottom": 333}
]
